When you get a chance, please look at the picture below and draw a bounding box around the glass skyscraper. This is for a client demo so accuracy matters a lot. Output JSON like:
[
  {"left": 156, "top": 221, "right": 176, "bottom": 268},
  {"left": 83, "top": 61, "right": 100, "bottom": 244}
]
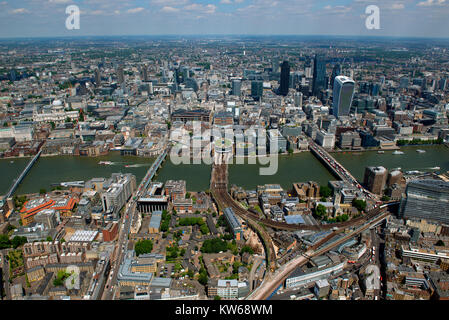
[
  {"left": 232, "top": 80, "right": 241, "bottom": 96},
  {"left": 400, "top": 180, "right": 449, "bottom": 224},
  {"left": 330, "top": 63, "right": 341, "bottom": 90},
  {"left": 279, "top": 61, "right": 290, "bottom": 96},
  {"left": 332, "top": 76, "right": 355, "bottom": 118},
  {"left": 251, "top": 81, "right": 263, "bottom": 100},
  {"left": 312, "top": 55, "right": 326, "bottom": 96}
]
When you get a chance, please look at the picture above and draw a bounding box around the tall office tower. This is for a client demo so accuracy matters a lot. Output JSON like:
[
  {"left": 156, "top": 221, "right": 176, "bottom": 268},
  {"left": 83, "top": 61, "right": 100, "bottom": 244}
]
[
  {"left": 279, "top": 61, "right": 290, "bottom": 96},
  {"left": 251, "top": 81, "right": 263, "bottom": 101},
  {"left": 142, "top": 64, "right": 149, "bottom": 82},
  {"left": 231, "top": 80, "right": 242, "bottom": 96},
  {"left": 294, "top": 92, "right": 303, "bottom": 108},
  {"left": 332, "top": 76, "right": 355, "bottom": 118},
  {"left": 272, "top": 57, "right": 280, "bottom": 73},
  {"left": 330, "top": 64, "right": 341, "bottom": 90},
  {"left": 312, "top": 55, "right": 326, "bottom": 96},
  {"left": 400, "top": 180, "right": 449, "bottom": 224},
  {"left": 94, "top": 68, "right": 101, "bottom": 87},
  {"left": 439, "top": 78, "right": 447, "bottom": 91},
  {"left": 399, "top": 77, "right": 409, "bottom": 89},
  {"left": 363, "top": 166, "right": 388, "bottom": 195},
  {"left": 117, "top": 65, "right": 125, "bottom": 84},
  {"left": 181, "top": 66, "right": 190, "bottom": 82}
]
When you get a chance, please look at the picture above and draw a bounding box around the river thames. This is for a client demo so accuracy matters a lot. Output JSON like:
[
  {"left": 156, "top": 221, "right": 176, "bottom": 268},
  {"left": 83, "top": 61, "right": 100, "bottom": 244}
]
[{"left": 1, "top": 145, "right": 448, "bottom": 195}]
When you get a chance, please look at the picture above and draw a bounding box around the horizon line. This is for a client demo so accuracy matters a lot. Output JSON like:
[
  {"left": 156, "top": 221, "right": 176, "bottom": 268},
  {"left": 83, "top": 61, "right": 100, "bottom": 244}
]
[{"left": 1, "top": 33, "right": 449, "bottom": 41}]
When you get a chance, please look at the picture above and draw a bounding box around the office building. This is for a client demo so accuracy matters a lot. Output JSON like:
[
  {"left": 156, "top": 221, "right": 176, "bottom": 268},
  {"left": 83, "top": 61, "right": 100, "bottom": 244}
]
[
  {"left": 117, "top": 65, "right": 125, "bottom": 84},
  {"left": 94, "top": 68, "right": 101, "bottom": 87},
  {"left": 102, "top": 173, "right": 136, "bottom": 216},
  {"left": 251, "top": 81, "right": 263, "bottom": 100},
  {"left": 333, "top": 76, "right": 355, "bottom": 118},
  {"left": 217, "top": 280, "right": 239, "bottom": 300},
  {"left": 316, "top": 131, "right": 335, "bottom": 149},
  {"left": 330, "top": 64, "right": 341, "bottom": 90},
  {"left": 400, "top": 180, "right": 449, "bottom": 224},
  {"left": 267, "top": 129, "right": 288, "bottom": 153},
  {"left": 312, "top": 55, "right": 326, "bottom": 96},
  {"left": 363, "top": 166, "right": 388, "bottom": 195},
  {"left": 142, "top": 64, "right": 149, "bottom": 82},
  {"left": 294, "top": 92, "right": 303, "bottom": 108},
  {"left": 279, "top": 61, "right": 290, "bottom": 96},
  {"left": 231, "top": 80, "right": 241, "bottom": 96}
]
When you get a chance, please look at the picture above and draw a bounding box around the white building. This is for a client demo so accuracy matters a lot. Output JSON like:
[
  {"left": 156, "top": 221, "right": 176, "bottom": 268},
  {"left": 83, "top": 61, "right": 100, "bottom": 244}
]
[
  {"left": 316, "top": 130, "right": 335, "bottom": 149},
  {"left": 333, "top": 76, "right": 355, "bottom": 118}
]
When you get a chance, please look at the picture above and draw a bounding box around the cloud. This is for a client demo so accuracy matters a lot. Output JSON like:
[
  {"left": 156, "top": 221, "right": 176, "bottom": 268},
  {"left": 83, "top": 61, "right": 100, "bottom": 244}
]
[
  {"left": 151, "top": 0, "right": 189, "bottom": 6},
  {"left": 391, "top": 3, "right": 405, "bottom": 9},
  {"left": 161, "top": 6, "right": 180, "bottom": 13},
  {"left": 184, "top": 3, "right": 217, "bottom": 14},
  {"left": 10, "top": 8, "right": 30, "bottom": 14},
  {"left": 48, "top": 0, "right": 71, "bottom": 3},
  {"left": 127, "top": 7, "right": 145, "bottom": 14},
  {"left": 417, "top": 0, "right": 446, "bottom": 6},
  {"left": 221, "top": 0, "right": 233, "bottom": 4}
]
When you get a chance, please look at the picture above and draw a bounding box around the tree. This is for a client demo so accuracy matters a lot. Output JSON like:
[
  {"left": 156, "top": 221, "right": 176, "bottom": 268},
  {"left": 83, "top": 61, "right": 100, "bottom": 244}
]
[
  {"left": 320, "top": 186, "right": 332, "bottom": 198},
  {"left": 135, "top": 239, "right": 153, "bottom": 256},
  {"left": 214, "top": 295, "right": 221, "bottom": 300},
  {"left": 240, "top": 246, "right": 254, "bottom": 255},
  {"left": 315, "top": 204, "right": 327, "bottom": 219},
  {"left": 39, "top": 189, "right": 46, "bottom": 195},
  {"left": 200, "top": 224, "right": 209, "bottom": 235},
  {"left": 198, "top": 268, "right": 208, "bottom": 285},
  {"left": 352, "top": 199, "right": 367, "bottom": 212},
  {"left": 0, "top": 234, "right": 11, "bottom": 249},
  {"left": 46, "top": 236, "right": 52, "bottom": 242},
  {"left": 201, "top": 238, "right": 228, "bottom": 253}
]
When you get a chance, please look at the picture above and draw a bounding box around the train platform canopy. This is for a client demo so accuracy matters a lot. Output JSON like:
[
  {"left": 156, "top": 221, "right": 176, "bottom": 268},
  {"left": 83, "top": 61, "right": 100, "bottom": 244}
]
[{"left": 284, "top": 215, "right": 306, "bottom": 225}]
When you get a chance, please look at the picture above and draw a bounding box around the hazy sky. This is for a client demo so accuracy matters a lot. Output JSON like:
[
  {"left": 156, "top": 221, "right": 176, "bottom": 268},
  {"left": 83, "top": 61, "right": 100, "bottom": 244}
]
[{"left": 0, "top": 0, "right": 448, "bottom": 38}]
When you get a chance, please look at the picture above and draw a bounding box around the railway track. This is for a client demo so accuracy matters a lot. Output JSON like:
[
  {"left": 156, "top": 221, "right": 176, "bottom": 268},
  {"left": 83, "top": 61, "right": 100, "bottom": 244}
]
[{"left": 211, "top": 163, "right": 277, "bottom": 271}]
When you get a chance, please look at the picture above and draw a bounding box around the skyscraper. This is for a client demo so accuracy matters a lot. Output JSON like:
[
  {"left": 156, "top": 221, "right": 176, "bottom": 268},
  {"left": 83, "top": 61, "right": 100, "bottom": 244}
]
[
  {"left": 232, "top": 80, "right": 241, "bottom": 96},
  {"left": 94, "top": 68, "right": 101, "bottom": 87},
  {"left": 312, "top": 55, "right": 326, "bottom": 96},
  {"left": 117, "top": 65, "right": 125, "bottom": 84},
  {"left": 400, "top": 180, "right": 449, "bottom": 224},
  {"left": 142, "top": 64, "right": 149, "bottom": 82},
  {"left": 333, "top": 76, "right": 355, "bottom": 118},
  {"left": 294, "top": 92, "right": 303, "bottom": 108},
  {"left": 272, "top": 57, "right": 280, "bottom": 73},
  {"left": 330, "top": 64, "right": 341, "bottom": 90},
  {"left": 279, "top": 61, "right": 290, "bottom": 96},
  {"left": 251, "top": 81, "right": 263, "bottom": 101}
]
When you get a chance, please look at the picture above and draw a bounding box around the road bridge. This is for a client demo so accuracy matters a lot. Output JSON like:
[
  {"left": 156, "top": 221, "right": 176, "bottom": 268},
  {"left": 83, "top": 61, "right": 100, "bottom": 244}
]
[{"left": 308, "top": 139, "right": 379, "bottom": 201}]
